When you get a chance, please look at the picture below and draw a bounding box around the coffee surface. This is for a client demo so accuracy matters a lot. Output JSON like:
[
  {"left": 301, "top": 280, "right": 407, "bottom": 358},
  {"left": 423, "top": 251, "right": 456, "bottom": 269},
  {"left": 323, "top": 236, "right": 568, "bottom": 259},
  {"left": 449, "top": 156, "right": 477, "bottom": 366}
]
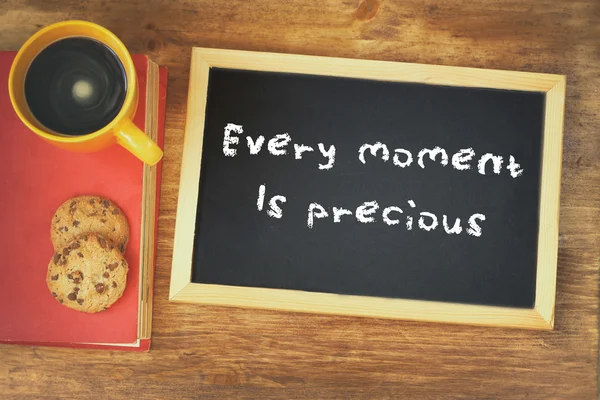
[{"left": 24, "top": 37, "right": 127, "bottom": 136}]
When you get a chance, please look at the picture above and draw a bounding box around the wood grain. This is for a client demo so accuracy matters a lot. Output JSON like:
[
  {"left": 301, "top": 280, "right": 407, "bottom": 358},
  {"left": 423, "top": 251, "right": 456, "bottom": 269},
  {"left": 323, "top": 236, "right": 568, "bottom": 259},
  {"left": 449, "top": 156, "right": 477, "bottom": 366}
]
[{"left": 1, "top": 0, "right": 599, "bottom": 399}]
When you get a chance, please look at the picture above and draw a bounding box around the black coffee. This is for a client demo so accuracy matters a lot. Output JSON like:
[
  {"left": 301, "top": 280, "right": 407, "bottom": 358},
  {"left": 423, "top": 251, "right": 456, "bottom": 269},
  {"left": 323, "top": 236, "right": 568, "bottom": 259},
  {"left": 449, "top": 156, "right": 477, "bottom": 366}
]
[{"left": 24, "top": 37, "right": 127, "bottom": 136}]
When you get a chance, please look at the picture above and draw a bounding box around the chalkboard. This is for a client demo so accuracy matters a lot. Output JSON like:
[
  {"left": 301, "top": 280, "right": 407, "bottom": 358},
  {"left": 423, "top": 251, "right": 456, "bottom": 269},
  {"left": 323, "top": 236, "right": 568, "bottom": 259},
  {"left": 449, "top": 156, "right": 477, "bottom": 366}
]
[{"left": 170, "top": 48, "right": 566, "bottom": 330}]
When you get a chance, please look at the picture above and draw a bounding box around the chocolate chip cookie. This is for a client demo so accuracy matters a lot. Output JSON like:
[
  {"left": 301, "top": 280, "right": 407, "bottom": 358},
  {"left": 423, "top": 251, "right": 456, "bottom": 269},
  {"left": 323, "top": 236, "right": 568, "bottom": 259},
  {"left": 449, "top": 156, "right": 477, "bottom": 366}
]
[
  {"left": 50, "top": 195, "right": 130, "bottom": 254},
  {"left": 46, "top": 234, "right": 129, "bottom": 313}
]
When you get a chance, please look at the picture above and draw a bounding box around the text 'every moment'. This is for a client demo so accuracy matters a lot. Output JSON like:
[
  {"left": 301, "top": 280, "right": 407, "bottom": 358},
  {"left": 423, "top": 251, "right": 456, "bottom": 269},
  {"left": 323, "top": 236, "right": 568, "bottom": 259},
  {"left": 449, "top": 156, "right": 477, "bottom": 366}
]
[{"left": 222, "top": 123, "right": 524, "bottom": 178}]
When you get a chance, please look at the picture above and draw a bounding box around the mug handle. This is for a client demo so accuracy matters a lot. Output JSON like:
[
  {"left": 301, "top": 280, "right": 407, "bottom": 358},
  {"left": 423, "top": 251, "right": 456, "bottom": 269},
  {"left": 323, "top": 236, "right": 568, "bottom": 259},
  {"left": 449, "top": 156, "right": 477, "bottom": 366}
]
[{"left": 114, "top": 118, "right": 163, "bottom": 166}]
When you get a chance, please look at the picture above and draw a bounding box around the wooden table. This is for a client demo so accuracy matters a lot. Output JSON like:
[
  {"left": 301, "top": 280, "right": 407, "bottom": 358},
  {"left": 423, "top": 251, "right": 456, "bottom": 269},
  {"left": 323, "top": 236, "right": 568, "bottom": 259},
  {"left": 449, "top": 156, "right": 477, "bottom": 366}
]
[{"left": 1, "top": 1, "right": 599, "bottom": 398}]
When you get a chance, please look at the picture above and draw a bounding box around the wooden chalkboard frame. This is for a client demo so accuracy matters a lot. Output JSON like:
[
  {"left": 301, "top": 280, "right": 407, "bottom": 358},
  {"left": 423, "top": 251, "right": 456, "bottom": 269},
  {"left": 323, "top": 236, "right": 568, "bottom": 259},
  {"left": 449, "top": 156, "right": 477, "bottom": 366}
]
[{"left": 169, "top": 47, "right": 566, "bottom": 330}]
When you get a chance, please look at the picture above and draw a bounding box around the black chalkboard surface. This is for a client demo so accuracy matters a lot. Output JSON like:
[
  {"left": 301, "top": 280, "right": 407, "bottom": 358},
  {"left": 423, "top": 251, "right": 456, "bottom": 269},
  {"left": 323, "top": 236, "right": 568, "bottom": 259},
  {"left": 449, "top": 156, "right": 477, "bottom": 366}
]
[{"left": 171, "top": 48, "right": 565, "bottom": 330}]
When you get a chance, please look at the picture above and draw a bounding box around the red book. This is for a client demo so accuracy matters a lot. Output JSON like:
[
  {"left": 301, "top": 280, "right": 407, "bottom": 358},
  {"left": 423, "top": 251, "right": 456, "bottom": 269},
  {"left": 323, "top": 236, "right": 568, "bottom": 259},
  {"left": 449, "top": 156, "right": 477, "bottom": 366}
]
[{"left": 0, "top": 52, "right": 167, "bottom": 351}]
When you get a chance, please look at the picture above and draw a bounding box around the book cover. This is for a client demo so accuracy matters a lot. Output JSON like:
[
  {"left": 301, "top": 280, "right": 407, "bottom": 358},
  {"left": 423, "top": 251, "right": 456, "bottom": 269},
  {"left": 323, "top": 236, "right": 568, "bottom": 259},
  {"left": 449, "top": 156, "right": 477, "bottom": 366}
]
[{"left": 0, "top": 51, "right": 166, "bottom": 351}]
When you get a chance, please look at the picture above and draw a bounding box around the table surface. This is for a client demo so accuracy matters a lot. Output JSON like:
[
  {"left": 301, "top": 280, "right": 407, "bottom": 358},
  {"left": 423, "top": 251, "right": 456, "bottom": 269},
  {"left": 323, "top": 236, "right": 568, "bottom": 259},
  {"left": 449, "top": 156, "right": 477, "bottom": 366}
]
[{"left": 1, "top": 0, "right": 599, "bottom": 399}]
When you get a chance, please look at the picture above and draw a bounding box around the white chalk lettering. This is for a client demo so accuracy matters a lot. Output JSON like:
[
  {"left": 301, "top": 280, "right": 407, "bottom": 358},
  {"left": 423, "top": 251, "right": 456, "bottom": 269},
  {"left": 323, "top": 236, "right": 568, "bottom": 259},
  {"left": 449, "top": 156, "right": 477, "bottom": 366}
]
[
  {"left": 223, "top": 123, "right": 243, "bottom": 156},
  {"left": 383, "top": 206, "right": 403, "bottom": 226},
  {"left": 246, "top": 135, "right": 265, "bottom": 155},
  {"left": 333, "top": 207, "right": 353, "bottom": 223},
  {"left": 358, "top": 142, "right": 389, "bottom": 164},
  {"left": 294, "top": 144, "right": 314, "bottom": 160},
  {"left": 267, "top": 195, "right": 286, "bottom": 219},
  {"left": 317, "top": 143, "right": 336, "bottom": 170},
  {"left": 418, "top": 212, "right": 438, "bottom": 231},
  {"left": 442, "top": 215, "right": 462, "bottom": 234},
  {"left": 452, "top": 148, "right": 475, "bottom": 171},
  {"left": 256, "top": 184, "right": 265, "bottom": 211},
  {"left": 478, "top": 153, "right": 503, "bottom": 175},
  {"left": 507, "top": 155, "right": 524, "bottom": 178},
  {"left": 356, "top": 201, "right": 379, "bottom": 223},
  {"left": 393, "top": 149, "right": 413, "bottom": 168},
  {"left": 418, "top": 146, "right": 448, "bottom": 168},
  {"left": 268, "top": 133, "right": 291, "bottom": 156},
  {"left": 406, "top": 200, "right": 416, "bottom": 230},
  {"left": 307, "top": 203, "right": 329, "bottom": 228},
  {"left": 467, "top": 213, "right": 486, "bottom": 237}
]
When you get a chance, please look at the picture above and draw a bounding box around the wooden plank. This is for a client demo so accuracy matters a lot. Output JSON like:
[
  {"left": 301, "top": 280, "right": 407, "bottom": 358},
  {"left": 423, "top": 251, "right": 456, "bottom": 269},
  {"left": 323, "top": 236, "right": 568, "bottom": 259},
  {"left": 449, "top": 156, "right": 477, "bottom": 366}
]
[
  {"left": 171, "top": 282, "right": 551, "bottom": 330},
  {"left": 534, "top": 77, "right": 567, "bottom": 327},
  {"left": 192, "top": 46, "right": 562, "bottom": 91},
  {"left": 169, "top": 52, "right": 209, "bottom": 298}
]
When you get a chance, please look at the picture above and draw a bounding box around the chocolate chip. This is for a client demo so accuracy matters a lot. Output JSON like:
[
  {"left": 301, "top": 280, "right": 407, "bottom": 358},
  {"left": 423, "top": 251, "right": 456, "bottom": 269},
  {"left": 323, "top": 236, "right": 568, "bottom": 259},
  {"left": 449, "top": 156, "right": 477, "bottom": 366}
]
[
  {"left": 89, "top": 199, "right": 95, "bottom": 205},
  {"left": 107, "top": 262, "right": 118, "bottom": 271},
  {"left": 112, "top": 209, "right": 120, "bottom": 215},
  {"left": 51, "top": 274, "right": 59, "bottom": 281},
  {"left": 58, "top": 226, "right": 69, "bottom": 232},
  {"left": 112, "top": 281, "right": 118, "bottom": 288},
  {"left": 88, "top": 211, "right": 98, "bottom": 217},
  {"left": 59, "top": 299, "right": 64, "bottom": 303},
  {"left": 52, "top": 292, "right": 57, "bottom": 297},
  {"left": 67, "top": 273, "right": 73, "bottom": 279},
  {"left": 112, "top": 228, "right": 116, "bottom": 232},
  {"left": 102, "top": 209, "right": 107, "bottom": 216},
  {"left": 58, "top": 258, "right": 67, "bottom": 266},
  {"left": 67, "top": 292, "right": 77, "bottom": 301},
  {"left": 80, "top": 235, "right": 88, "bottom": 241},
  {"left": 77, "top": 299, "right": 84, "bottom": 305},
  {"left": 74, "top": 287, "right": 80, "bottom": 293},
  {"left": 70, "top": 242, "right": 80, "bottom": 250},
  {"left": 100, "top": 218, "right": 107, "bottom": 223},
  {"left": 73, "top": 220, "right": 80, "bottom": 227},
  {"left": 103, "top": 272, "right": 110, "bottom": 278},
  {"left": 72, "top": 271, "right": 83, "bottom": 281},
  {"left": 62, "top": 248, "right": 71, "bottom": 256},
  {"left": 98, "top": 237, "right": 107, "bottom": 248},
  {"left": 53, "top": 253, "right": 61, "bottom": 264},
  {"left": 121, "top": 260, "right": 126, "bottom": 267},
  {"left": 120, "top": 245, "right": 125, "bottom": 253},
  {"left": 109, "top": 244, "right": 114, "bottom": 250},
  {"left": 101, "top": 199, "right": 110, "bottom": 208},
  {"left": 69, "top": 207, "right": 76, "bottom": 215},
  {"left": 70, "top": 201, "right": 76, "bottom": 208},
  {"left": 77, "top": 252, "right": 84, "bottom": 258},
  {"left": 95, "top": 283, "right": 105, "bottom": 293}
]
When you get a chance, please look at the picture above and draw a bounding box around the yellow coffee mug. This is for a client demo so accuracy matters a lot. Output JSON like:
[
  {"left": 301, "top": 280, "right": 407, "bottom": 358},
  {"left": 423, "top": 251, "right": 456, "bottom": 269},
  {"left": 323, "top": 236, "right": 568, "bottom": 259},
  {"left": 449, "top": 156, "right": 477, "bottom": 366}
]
[{"left": 8, "top": 20, "right": 163, "bottom": 166}]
